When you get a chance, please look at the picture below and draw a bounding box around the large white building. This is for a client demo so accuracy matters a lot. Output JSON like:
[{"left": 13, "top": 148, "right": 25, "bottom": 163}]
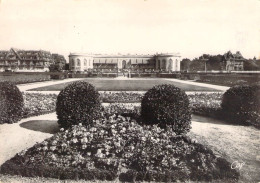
[{"left": 69, "top": 53, "right": 181, "bottom": 72}]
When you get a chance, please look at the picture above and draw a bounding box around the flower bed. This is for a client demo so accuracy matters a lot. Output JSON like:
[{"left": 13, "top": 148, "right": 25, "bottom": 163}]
[
  {"left": 189, "top": 93, "right": 223, "bottom": 118},
  {"left": 21, "top": 92, "right": 223, "bottom": 119},
  {"left": 100, "top": 91, "right": 143, "bottom": 103},
  {"left": 0, "top": 113, "right": 239, "bottom": 182},
  {"left": 102, "top": 92, "right": 224, "bottom": 119},
  {"left": 22, "top": 93, "right": 57, "bottom": 118},
  {"left": 20, "top": 91, "right": 259, "bottom": 128}
]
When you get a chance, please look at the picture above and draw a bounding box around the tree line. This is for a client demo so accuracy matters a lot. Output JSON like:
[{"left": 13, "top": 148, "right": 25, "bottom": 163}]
[{"left": 181, "top": 54, "right": 260, "bottom": 71}]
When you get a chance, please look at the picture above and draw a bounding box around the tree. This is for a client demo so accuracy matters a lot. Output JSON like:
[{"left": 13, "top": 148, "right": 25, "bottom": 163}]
[
  {"left": 244, "top": 59, "right": 260, "bottom": 71},
  {"left": 64, "top": 63, "right": 70, "bottom": 71},
  {"left": 49, "top": 63, "right": 64, "bottom": 72},
  {"left": 180, "top": 58, "right": 191, "bottom": 71},
  {"left": 189, "top": 59, "right": 205, "bottom": 71},
  {"left": 207, "top": 55, "right": 222, "bottom": 71},
  {"left": 199, "top": 54, "right": 210, "bottom": 60}
]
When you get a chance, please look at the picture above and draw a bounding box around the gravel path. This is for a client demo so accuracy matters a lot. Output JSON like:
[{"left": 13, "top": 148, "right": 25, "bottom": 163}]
[
  {"left": 0, "top": 113, "right": 55, "bottom": 166},
  {"left": 165, "top": 78, "right": 229, "bottom": 91},
  {"left": 17, "top": 78, "right": 83, "bottom": 92},
  {"left": 189, "top": 115, "right": 260, "bottom": 183}
]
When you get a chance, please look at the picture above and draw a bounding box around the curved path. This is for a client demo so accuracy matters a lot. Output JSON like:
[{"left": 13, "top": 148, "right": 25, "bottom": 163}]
[{"left": 190, "top": 115, "right": 260, "bottom": 182}]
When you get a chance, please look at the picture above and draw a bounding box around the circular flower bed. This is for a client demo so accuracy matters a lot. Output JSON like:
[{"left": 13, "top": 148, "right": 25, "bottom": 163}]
[
  {"left": 141, "top": 84, "right": 191, "bottom": 135},
  {"left": 56, "top": 81, "right": 102, "bottom": 128},
  {"left": 1, "top": 113, "right": 239, "bottom": 182},
  {"left": 222, "top": 84, "right": 260, "bottom": 128}
]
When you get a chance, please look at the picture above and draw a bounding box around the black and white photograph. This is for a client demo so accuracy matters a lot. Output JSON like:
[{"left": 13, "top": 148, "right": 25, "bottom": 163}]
[{"left": 0, "top": 0, "right": 259, "bottom": 182}]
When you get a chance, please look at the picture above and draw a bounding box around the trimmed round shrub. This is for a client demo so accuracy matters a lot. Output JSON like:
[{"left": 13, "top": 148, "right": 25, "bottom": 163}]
[
  {"left": 0, "top": 82, "right": 24, "bottom": 124},
  {"left": 141, "top": 84, "right": 191, "bottom": 134},
  {"left": 221, "top": 84, "right": 260, "bottom": 128},
  {"left": 56, "top": 81, "right": 102, "bottom": 128}
]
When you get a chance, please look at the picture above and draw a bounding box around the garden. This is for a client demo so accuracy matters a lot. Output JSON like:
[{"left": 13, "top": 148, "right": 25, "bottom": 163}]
[
  {"left": 29, "top": 78, "right": 219, "bottom": 92},
  {"left": 0, "top": 80, "right": 259, "bottom": 182}
]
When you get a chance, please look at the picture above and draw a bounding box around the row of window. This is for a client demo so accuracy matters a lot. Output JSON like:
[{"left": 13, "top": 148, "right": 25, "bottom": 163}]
[
  {"left": 71, "top": 59, "right": 92, "bottom": 67},
  {"left": 71, "top": 58, "right": 155, "bottom": 65}
]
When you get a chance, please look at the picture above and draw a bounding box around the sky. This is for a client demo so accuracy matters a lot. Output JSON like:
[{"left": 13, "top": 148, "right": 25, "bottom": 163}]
[{"left": 0, "top": 0, "right": 259, "bottom": 62}]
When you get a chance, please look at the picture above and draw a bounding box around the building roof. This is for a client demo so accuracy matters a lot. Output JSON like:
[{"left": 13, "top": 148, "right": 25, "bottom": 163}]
[
  {"left": 69, "top": 52, "right": 181, "bottom": 58},
  {"left": 223, "top": 51, "right": 245, "bottom": 61},
  {"left": 0, "top": 48, "right": 53, "bottom": 61}
]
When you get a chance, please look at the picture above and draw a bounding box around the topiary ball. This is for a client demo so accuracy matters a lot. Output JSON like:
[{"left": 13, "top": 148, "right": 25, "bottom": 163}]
[
  {"left": 56, "top": 81, "right": 102, "bottom": 128},
  {"left": 141, "top": 84, "right": 191, "bottom": 135},
  {"left": 221, "top": 84, "right": 260, "bottom": 127},
  {"left": 0, "top": 82, "right": 24, "bottom": 124}
]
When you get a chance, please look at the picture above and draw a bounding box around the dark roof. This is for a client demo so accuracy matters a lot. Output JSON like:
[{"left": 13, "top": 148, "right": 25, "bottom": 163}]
[
  {"left": 0, "top": 48, "right": 54, "bottom": 61},
  {"left": 223, "top": 51, "right": 244, "bottom": 61}
]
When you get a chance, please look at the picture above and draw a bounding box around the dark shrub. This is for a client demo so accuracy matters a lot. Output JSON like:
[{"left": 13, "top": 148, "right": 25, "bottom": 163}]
[
  {"left": 50, "top": 73, "right": 65, "bottom": 80},
  {"left": 141, "top": 84, "right": 191, "bottom": 134},
  {"left": 0, "top": 82, "right": 24, "bottom": 124},
  {"left": 221, "top": 84, "right": 260, "bottom": 128},
  {"left": 56, "top": 81, "right": 102, "bottom": 128}
]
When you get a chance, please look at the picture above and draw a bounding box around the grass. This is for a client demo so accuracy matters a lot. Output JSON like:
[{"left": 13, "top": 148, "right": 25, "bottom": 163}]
[{"left": 29, "top": 78, "right": 219, "bottom": 91}]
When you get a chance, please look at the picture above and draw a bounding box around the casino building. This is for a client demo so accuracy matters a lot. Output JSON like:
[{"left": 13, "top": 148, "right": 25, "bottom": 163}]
[{"left": 69, "top": 53, "right": 181, "bottom": 72}]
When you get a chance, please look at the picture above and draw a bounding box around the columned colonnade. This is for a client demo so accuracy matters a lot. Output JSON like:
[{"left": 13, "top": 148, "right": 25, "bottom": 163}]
[
  {"left": 69, "top": 53, "right": 181, "bottom": 72},
  {"left": 155, "top": 55, "right": 181, "bottom": 71}
]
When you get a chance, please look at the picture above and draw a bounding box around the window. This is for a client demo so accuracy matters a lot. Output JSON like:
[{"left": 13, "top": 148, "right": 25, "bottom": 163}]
[
  {"left": 77, "top": 59, "right": 80, "bottom": 66},
  {"left": 84, "top": 59, "right": 87, "bottom": 66}
]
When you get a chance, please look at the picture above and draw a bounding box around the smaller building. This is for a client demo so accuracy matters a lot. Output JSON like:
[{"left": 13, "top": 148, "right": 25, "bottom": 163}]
[
  {"left": 222, "top": 51, "right": 245, "bottom": 71},
  {"left": 0, "top": 48, "right": 53, "bottom": 72},
  {"left": 0, "top": 48, "right": 65, "bottom": 72}
]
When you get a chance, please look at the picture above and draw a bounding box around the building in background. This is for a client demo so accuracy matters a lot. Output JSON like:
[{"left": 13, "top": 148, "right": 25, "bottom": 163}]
[
  {"left": 0, "top": 48, "right": 65, "bottom": 72},
  {"left": 222, "top": 51, "right": 245, "bottom": 71},
  {"left": 68, "top": 53, "right": 181, "bottom": 72}
]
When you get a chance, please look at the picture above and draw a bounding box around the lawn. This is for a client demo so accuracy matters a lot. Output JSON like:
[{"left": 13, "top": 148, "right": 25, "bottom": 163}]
[{"left": 29, "top": 78, "right": 219, "bottom": 91}]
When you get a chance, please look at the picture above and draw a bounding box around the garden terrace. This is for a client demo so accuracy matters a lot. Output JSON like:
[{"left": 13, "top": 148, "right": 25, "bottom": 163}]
[
  {"left": 1, "top": 87, "right": 259, "bottom": 182},
  {"left": 0, "top": 115, "right": 239, "bottom": 182}
]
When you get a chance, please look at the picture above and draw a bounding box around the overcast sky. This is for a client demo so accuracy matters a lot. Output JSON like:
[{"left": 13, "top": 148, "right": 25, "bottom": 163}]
[{"left": 0, "top": 0, "right": 259, "bottom": 61}]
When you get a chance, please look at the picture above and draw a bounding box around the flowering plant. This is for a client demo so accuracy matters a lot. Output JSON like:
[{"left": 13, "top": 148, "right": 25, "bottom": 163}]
[
  {"left": 22, "top": 92, "right": 57, "bottom": 118},
  {"left": 188, "top": 92, "right": 223, "bottom": 117},
  {"left": 1, "top": 110, "right": 239, "bottom": 182}
]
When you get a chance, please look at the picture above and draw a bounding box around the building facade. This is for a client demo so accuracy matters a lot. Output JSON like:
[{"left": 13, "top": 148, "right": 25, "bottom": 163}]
[
  {"left": 222, "top": 51, "right": 245, "bottom": 71},
  {"left": 0, "top": 48, "right": 64, "bottom": 72},
  {"left": 69, "top": 53, "right": 181, "bottom": 72}
]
